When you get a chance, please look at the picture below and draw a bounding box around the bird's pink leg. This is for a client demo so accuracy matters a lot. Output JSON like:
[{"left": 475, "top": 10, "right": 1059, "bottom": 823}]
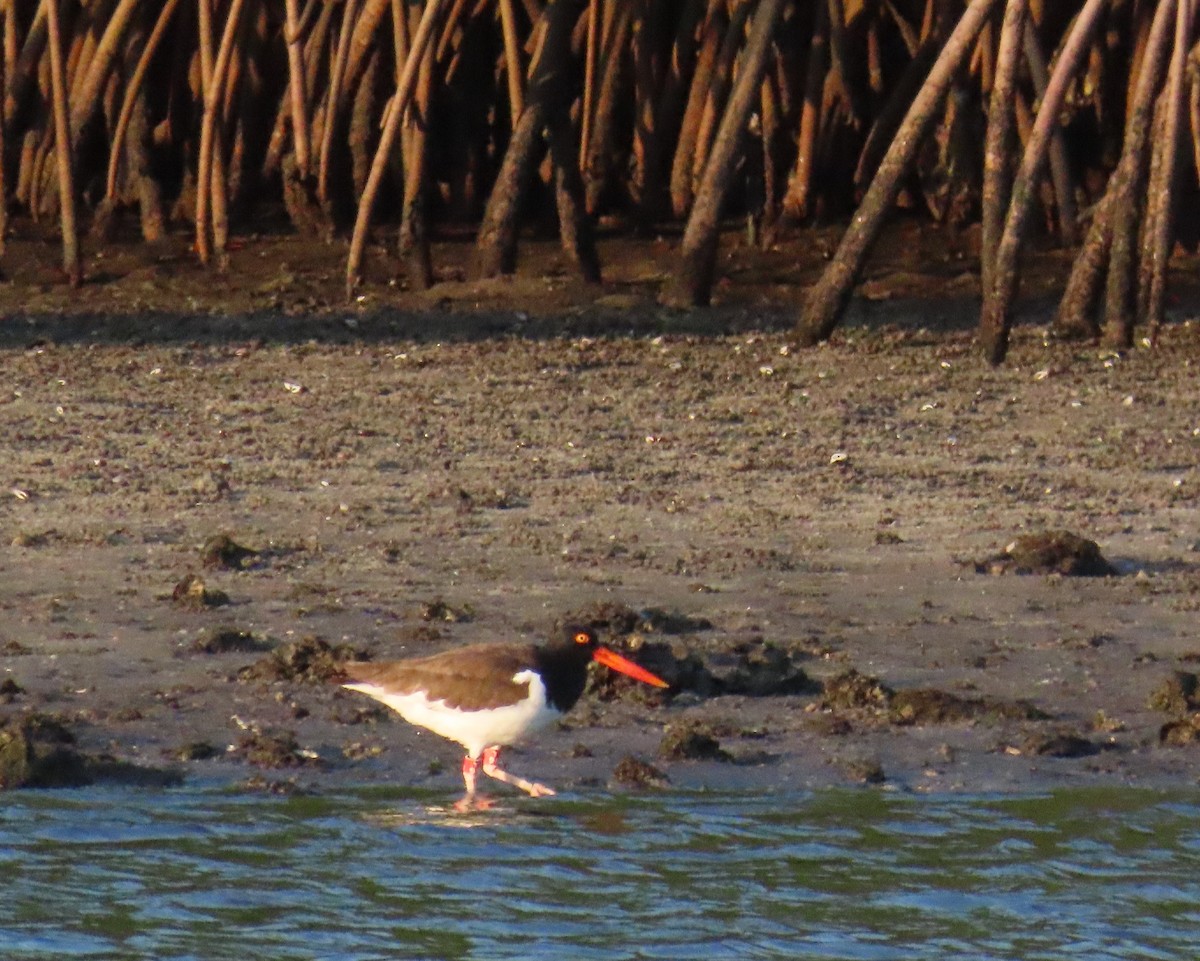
[
  {"left": 461, "top": 755, "right": 479, "bottom": 795},
  {"left": 480, "top": 745, "right": 556, "bottom": 797},
  {"left": 454, "top": 755, "right": 488, "bottom": 811}
]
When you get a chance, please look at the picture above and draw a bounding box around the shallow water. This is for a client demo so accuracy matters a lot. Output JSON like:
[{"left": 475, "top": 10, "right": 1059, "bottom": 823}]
[{"left": 1, "top": 785, "right": 1197, "bottom": 960}]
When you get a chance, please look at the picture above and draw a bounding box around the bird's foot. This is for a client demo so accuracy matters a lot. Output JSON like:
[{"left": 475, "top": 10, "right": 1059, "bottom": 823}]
[
  {"left": 480, "top": 745, "right": 557, "bottom": 798},
  {"left": 523, "top": 781, "right": 556, "bottom": 798},
  {"left": 453, "top": 793, "right": 497, "bottom": 813}
]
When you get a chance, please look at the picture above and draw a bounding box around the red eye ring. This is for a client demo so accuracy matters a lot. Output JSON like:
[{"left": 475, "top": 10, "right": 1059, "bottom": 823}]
[{"left": 574, "top": 632, "right": 590, "bottom": 645}]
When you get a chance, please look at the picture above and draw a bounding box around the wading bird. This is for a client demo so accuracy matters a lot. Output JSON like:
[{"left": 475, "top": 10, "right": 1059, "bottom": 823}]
[{"left": 337, "top": 624, "right": 668, "bottom": 807}]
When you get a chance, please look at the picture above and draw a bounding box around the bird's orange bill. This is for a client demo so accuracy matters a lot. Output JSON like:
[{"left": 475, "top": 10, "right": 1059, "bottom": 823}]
[{"left": 592, "top": 647, "right": 670, "bottom": 688}]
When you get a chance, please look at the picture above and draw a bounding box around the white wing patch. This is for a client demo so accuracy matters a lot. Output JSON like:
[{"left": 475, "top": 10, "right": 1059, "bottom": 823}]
[{"left": 343, "top": 669, "right": 560, "bottom": 758}]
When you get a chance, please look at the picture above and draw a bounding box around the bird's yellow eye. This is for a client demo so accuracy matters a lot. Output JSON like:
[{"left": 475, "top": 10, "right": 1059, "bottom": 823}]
[{"left": 574, "top": 631, "right": 591, "bottom": 645}]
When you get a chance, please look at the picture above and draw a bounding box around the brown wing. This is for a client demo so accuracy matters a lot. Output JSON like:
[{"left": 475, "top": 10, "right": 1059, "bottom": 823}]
[{"left": 340, "top": 642, "right": 539, "bottom": 711}]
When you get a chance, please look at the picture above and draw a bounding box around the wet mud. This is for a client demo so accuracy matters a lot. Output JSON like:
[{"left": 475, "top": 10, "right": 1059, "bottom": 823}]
[{"left": 3, "top": 230, "right": 1200, "bottom": 795}]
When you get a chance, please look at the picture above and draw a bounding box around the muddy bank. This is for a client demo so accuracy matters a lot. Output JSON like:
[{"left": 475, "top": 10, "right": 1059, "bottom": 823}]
[{"left": 2, "top": 255, "right": 1200, "bottom": 795}]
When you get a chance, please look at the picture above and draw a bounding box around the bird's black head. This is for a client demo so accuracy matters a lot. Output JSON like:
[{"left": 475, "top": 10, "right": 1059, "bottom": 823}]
[{"left": 538, "top": 622, "right": 667, "bottom": 712}]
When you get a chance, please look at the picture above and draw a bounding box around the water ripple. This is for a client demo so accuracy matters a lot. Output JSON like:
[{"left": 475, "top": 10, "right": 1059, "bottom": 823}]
[{"left": 1, "top": 786, "right": 1197, "bottom": 960}]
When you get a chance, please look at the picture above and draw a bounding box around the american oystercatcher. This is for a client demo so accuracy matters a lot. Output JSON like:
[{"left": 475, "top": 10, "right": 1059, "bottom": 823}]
[{"left": 337, "top": 624, "right": 668, "bottom": 805}]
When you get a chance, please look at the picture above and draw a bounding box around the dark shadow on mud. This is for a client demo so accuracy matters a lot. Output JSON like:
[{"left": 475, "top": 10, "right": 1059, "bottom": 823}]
[
  {"left": 0, "top": 295, "right": 1080, "bottom": 350},
  {"left": 1108, "top": 556, "right": 1200, "bottom": 577}
]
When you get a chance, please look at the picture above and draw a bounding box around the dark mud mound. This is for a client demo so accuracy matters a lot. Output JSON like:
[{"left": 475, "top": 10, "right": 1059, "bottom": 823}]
[
  {"left": 238, "top": 636, "right": 366, "bottom": 684},
  {"left": 233, "top": 729, "right": 322, "bottom": 768},
  {"left": 1148, "top": 671, "right": 1200, "bottom": 745},
  {"left": 201, "top": 534, "right": 261, "bottom": 570},
  {"left": 821, "top": 670, "right": 891, "bottom": 711},
  {"left": 838, "top": 756, "right": 886, "bottom": 784},
  {"left": 563, "top": 601, "right": 713, "bottom": 637},
  {"left": 1159, "top": 718, "right": 1200, "bottom": 746},
  {"left": 174, "top": 741, "right": 221, "bottom": 762},
  {"left": 1148, "top": 671, "right": 1200, "bottom": 714},
  {"left": 416, "top": 598, "right": 475, "bottom": 623},
  {"left": 0, "top": 715, "right": 90, "bottom": 789},
  {"left": 191, "top": 627, "right": 273, "bottom": 654},
  {"left": 890, "top": 688, "right": 1047, "bottom": 725},
  {"left": 0, "top": 678, "right": 24, "bottom": 704},
  {"left": 706, "top": 642, "right": 817, "bottom": 697},
  {"left": 820, "top": 670, "right": 1047, "bottom": 726},
  {"left": 610, "top": 756, "right": 670, "bottom": 788},
  {"left": 171, "top": 573, "right": 231, "bottom": 609},
  {"left": 659, "top": 721, "right": 732, "bottom": 762},
  {"left": 1018, "top": 731, "right": 1101, "bottom": 758},
  {"left": 974, "top": 531, "right": 1117, "bottom": 577},
  {"left": 0, "top": 715, "right": 182, "bottom": 789}
]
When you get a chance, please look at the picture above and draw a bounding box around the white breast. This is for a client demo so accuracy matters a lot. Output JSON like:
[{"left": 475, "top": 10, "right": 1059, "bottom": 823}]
[{"left": 344, "top": 669, "right": 561, "bottom": 759}]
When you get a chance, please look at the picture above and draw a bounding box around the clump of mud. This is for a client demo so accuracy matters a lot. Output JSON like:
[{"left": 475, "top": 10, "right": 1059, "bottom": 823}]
[
  {"left": 1, "top": 714, "right": 182, "bottom": 789},
  {"left": 610, "top": 755, "right": 670, "bottom": 788},
  {"left": 238, "top": 636, "right": 365, "bottom": 683},
  {"left": 891, "top": 688, "right": 1047, "bottom": 725},
  {"left": 191, "top": 627, "right": 273, "bottom": 654},
  {"left": 0, "top": 678, "right": 24, "bottom": 704},
  {"left": 201, "top": 534, "right": 260, "bottom": 570},
  {"left": 706, "top": 641, "right": 817, "bottom": 697},
  {"left": 238, "top": 775, "right": 308, "bottom": 795},
  {"left": 1148, "top": 672, "right": 1200, "bottom": 714},
  {"left": 973, "top": 530, "right": 1117, "bottom": 577},
  {"left": 331, "top": 704, "right": 391, "bottom": 725},
  {"left": 1017, "top": 731, "right": 1100, "bottom": 758},
  {"left": 417, "top": 598, "right": 474, "bottom": 623},
  {"left": 820, "top": 670, "right": 1046, "bottom": 725},
  {"left": 659, "top": 722, "right": 732, "bottom": 761},
  {"left": 1148, "top": 671, "right": 1200, "bottom": 745},
  {"left": 172, "top": 573, "right": 231, "bottom": 609},
  {"left": 837, "top": 755, "right": 886, "bottom": 784},
  {"left": 233, "top": 729, "right": 321, "bottom": 768},
  {"left": 0, "top": 715, "right": 90, "bottom": 789},
  {"left": 174, "top": 741, "right": 221, "bottom": 761},
  {"left": 341, "top": 740, "right": 385, "bottom": 760},
  {"left": 11, "top": 529, "right": 60, "bottom": 548},
  {"left": 1159, "top": 717, "right": 1200, "bottom": 746},
  {"left": 821, "top": 670, "right": 891, "bottom": 711},
  {"left": 564, "top": 601, "right": 713, "bottom": 637}
]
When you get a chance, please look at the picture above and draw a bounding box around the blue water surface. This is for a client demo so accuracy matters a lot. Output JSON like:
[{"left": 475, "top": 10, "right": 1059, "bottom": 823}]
[{"left": 1, "top": 785, "right": 1197, "bottom": 960}]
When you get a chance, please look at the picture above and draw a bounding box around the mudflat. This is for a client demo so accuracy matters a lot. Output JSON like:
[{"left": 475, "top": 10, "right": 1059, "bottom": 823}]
[{"left": 2, "top": 229, "right": 1199, "bottom": 797}]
